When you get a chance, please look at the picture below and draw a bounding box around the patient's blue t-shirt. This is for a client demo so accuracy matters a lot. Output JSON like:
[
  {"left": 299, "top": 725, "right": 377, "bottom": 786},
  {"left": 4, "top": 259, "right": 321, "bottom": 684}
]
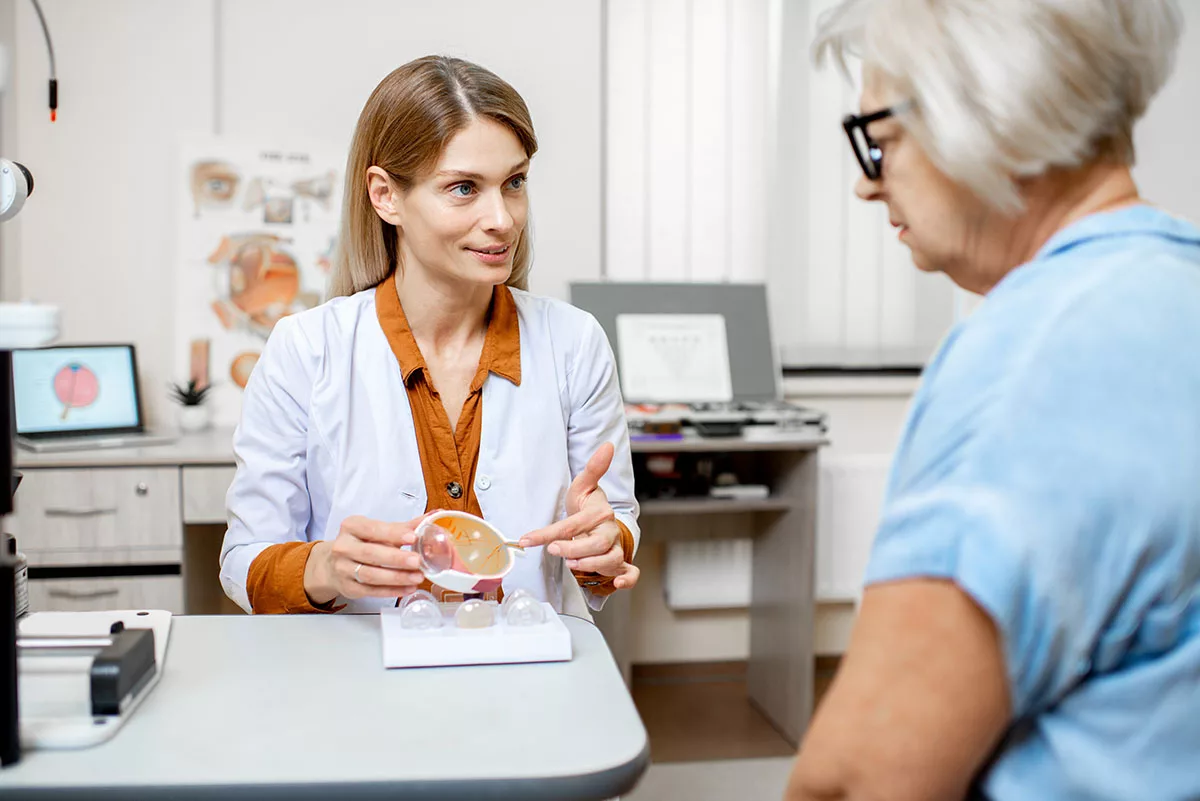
[{"left": 867, "top": 206, "right": 1200, "bottom": 801}]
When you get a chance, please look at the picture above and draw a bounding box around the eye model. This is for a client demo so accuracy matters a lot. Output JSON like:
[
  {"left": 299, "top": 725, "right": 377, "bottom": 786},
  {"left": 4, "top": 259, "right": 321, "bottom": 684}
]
[{"left": 414, "top": 511, "right": 523, "bottom": 595}]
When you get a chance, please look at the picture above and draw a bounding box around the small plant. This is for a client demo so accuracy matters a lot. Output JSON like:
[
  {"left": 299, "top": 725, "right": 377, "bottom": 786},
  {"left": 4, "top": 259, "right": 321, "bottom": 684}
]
[{"left": 169, "top": 380, "right": 211, "bottom": 407}]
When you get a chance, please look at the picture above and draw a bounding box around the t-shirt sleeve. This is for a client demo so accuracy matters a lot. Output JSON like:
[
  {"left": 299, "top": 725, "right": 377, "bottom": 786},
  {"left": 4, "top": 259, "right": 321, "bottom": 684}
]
[
  {"left": 865, "top": 314, "right": 1178, "bottom": 718},
  {"left": 867, "top": 480, "right": 1096, "bottom": 717}
]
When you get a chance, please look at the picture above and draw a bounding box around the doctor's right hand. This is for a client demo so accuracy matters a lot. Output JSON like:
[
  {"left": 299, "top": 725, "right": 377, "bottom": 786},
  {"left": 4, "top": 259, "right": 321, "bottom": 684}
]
[{"left": 303, "top": 515, "right": 427, "bottom": 605}]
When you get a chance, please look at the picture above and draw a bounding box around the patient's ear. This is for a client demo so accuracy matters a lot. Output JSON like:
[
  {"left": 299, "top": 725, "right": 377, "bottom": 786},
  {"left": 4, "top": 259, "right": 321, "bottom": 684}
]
[{"left": 366, "top": 166, "right": 403, "bottom": 225}]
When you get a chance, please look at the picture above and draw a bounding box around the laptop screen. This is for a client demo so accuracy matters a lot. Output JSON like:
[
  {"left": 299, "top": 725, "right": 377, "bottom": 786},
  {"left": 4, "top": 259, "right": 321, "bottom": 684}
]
[{"left": 12, "top": 345, "right": 144, "bottom": 437}]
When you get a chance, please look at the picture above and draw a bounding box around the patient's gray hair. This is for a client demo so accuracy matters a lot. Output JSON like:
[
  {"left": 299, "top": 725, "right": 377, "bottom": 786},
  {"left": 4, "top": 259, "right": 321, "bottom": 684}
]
[{"left": 813, "top": 0, "right": 1183, "bottom": 212}]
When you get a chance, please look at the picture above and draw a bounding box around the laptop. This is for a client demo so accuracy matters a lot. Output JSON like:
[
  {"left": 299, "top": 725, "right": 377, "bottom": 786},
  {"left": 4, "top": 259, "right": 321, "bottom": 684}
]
[
  {"left": 570, "top": 282, "right": 827, "bottom": 435},
  {"left": 12, "top": 344, "right": 177, "bottom": 453}
]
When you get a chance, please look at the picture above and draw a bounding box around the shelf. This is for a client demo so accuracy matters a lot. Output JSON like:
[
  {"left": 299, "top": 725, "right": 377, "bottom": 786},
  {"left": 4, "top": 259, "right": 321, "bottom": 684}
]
[
  {"left": 631, "top": 433, "right": 826, "bottom": 453},
  {"left": 639, "top": 497, "right": 793, "bottom": 516}
]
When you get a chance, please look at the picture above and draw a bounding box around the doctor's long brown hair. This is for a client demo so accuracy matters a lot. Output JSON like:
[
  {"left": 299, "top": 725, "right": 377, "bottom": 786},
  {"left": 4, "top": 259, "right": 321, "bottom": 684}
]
[{"left": 329, "top": 56, "right": 538, "bottom": 297}]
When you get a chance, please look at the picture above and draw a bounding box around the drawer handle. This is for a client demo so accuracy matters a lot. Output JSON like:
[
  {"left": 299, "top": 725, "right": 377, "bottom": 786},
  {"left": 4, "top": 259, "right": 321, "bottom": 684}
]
[
  {"left": 136, "top": 483, "right": 149, "bottom": 496},
  {"left": 47, "top": 588, "right": 120, "bottom": 601},
  {"left": 43, "top": 507, "right": 118, "bottom": 518}
]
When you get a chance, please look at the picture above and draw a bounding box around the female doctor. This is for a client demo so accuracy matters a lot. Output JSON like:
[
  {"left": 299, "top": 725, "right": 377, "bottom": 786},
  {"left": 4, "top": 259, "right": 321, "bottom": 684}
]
[{"left": 220, "top": 55, "right": 640, "bottom": 615}]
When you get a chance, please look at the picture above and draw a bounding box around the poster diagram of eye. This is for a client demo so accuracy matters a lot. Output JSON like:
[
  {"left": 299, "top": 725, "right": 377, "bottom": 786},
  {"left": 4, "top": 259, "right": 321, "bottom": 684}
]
[
  {"left": 175, "top": 139, "right": 343, "bottom": 426},
  {"left": 54, "top": 362, "right": 100, "bottom": 420}
]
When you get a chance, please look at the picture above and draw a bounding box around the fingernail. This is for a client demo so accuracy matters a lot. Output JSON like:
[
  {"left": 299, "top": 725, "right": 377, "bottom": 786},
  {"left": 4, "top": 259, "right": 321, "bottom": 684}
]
[
  {"left": 566, "top": 559, "right": 578, "bottom": 569},
  {"left": 548, "top": 544, "right": 560, "bottom": 556},
  {"left": 518, "top": 539, "right": 530, "bottom": 548}
]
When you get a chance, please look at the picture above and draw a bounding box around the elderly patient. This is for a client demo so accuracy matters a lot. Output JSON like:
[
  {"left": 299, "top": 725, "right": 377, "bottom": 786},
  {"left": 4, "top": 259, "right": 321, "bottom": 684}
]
[{"left": 787, "top": 1, "right": 1200, "bottom": 800}]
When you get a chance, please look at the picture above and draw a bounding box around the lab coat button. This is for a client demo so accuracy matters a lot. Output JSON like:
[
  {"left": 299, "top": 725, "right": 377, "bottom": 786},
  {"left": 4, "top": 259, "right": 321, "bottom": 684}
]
[
  {"left": 446, "top": 481, "right": 463, "bottom": 499},
  {"left": 477, "top": 475, "right": 492, "bottom": 491}
]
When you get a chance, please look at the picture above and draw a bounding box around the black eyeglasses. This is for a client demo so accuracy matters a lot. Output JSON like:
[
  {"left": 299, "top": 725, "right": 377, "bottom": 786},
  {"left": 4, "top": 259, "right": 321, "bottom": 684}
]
[{"left": 841, "top": 103, "right": 909, "bottom": 181}]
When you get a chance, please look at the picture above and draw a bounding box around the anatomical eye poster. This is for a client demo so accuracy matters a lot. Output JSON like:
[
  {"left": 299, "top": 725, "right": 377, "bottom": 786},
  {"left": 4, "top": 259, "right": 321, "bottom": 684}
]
[{"left": 174, "top": 138, "right": 343, "bottom": 426}]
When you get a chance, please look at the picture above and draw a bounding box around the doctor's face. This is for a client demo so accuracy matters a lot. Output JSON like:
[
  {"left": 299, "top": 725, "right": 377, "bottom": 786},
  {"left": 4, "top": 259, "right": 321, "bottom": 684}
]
[{"left": 393, "top": 117, "right": 530, "bottom": 288}]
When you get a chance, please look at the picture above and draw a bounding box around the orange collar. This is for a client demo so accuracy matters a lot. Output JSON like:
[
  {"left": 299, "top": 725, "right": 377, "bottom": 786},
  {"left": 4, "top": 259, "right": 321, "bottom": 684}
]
[{"left": 374, "top": 273, "right": 521, "bottom": 388}]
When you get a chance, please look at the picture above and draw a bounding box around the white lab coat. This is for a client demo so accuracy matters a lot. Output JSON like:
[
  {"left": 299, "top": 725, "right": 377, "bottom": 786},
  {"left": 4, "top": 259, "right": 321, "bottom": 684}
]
[{"left": 220, "top": 286, "right": 640, "bottom": 617}]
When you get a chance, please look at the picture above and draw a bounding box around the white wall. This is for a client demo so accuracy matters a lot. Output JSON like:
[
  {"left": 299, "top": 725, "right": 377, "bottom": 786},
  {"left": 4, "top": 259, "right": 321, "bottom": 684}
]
[
  {"left": 1135, "top": 1, "right": 1200, "bottom": 226},
  {"left": 1, "top": 0, "right": 601, "bottom": 424},
  {"left": 215, "top": 0, "right": 601, "bottom": 305}
]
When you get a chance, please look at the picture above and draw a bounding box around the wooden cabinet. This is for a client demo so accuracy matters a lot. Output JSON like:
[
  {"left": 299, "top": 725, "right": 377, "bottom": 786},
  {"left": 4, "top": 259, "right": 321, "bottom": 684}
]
[
  {"left": 594, "top": 437, "right": 822, "bottom": 746},
  {"left": 12, "top": 467, "right": 183, "bottom": 566},
  {"left": 27, "top": 574, "right": 185, "bottom": 615},
  {"left": 182, "top": 466, "right": 236, "bottom": 524}
]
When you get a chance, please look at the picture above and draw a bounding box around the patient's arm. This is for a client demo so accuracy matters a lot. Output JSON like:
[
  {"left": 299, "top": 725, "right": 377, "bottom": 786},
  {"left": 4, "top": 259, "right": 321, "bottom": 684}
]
[{"left": 785, "top": 579, "right": 1011, "bottom": 801}]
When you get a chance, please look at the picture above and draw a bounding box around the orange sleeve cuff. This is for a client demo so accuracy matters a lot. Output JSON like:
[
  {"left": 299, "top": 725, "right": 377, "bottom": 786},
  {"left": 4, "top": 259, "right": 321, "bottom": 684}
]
[
  {"left": 572, "top": 519, "right": 636, "bottom": 598},
  {"left": 247, "top": 542, "right": 343, "bottom": 614}
]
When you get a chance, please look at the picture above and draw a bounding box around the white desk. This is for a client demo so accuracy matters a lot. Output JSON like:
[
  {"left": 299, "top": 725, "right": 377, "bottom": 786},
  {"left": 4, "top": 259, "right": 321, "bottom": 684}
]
[
  {"left": 0, "top": 614, "right": 649, "bottom": 799},
  {"left": 15, "top": 426, "right": 826, "bottom": 744}
]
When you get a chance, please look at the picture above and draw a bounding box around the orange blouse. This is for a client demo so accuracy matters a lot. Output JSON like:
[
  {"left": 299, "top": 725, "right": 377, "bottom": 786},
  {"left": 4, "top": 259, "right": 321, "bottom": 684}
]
[{"left": 245, "top": 275, "right": 633, "bottom": 613}]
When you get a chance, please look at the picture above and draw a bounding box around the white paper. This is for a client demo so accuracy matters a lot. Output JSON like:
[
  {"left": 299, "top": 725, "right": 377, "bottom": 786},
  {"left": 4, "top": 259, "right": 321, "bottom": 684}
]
[{"left": 615, "top": 313, "right": 733, "bottom": 402}]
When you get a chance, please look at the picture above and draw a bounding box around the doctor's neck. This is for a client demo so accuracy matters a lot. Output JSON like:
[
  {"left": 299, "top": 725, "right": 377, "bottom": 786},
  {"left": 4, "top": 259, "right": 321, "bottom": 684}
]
[{"left": 393, "top": 265, "right": 493, "bottom": 349}]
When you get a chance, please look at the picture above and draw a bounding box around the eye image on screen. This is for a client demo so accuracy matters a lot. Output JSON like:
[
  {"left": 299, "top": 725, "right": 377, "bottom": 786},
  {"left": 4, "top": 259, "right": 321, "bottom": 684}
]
[
  {"left": 54, "top": 362, "right": 101, "bottom": 420},
  {"left": 12, "top": 346, "right": 141, "bottom": 436}
]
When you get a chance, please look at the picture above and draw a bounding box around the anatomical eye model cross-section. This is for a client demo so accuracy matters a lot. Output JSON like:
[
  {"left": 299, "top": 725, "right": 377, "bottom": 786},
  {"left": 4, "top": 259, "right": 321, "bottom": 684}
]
[
  {"left": 414, "top": 512, "right": 523, "bottom": 596},
  {"left": 53, "top": 362, "right": 99, "bottom": 420}
]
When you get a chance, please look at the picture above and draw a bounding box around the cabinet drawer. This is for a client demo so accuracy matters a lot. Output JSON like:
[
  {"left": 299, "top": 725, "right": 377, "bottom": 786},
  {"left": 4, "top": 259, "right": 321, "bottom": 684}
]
[
  {"left": 13, "top": 468, "right": 182, "bottom": 565},
  {"left": 28, "top": 574, "right": 184, "bottom": 614},
  {"left": 182, "top": 466, "right": 235, "bottom": 524}
]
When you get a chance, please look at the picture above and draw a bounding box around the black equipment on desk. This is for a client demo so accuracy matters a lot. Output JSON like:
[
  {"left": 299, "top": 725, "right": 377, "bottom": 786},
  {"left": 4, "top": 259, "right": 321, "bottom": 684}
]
[
  {"left": 691, "top": 420, "right": 745, "bottom": 438},
  {"left": 2, "top": 349, "right": 18, "bottom": 766},
  {"left": 1, "top": 554, "right": 18, "bottom": 766},
  {"left": 19, "top": 623, "right": 158, "bottom": 716},
  {"left": 0, "top": 619, "right": 159, "bottom": 768},
  {"left": 625, "top": 400, "right": 828, "bottom": 440}
]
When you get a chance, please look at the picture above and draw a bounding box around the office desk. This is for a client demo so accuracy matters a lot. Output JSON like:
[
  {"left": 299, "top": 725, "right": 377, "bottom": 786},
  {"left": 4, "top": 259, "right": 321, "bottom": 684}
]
[
  {"left": 0, "top": 614, "right": 649, "bottom": 800},
  {"left": 12, "top": 431, "right": 247, "bottom": 615},
  {"left": 607, "top": 432, "right": 825, "bottom": 745},
  {"left": 15, "top": 426, "right": 826, "bottom": 745}
]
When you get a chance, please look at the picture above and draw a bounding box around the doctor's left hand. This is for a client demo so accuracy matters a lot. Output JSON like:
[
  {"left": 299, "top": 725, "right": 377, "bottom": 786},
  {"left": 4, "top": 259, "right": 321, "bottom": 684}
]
[{"left": 518, "top": 443, "right": 640, "bottom": 590}]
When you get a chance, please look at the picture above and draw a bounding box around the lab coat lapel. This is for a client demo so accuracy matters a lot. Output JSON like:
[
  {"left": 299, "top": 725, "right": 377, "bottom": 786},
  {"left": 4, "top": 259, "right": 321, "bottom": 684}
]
[
  {"left": 478, "top": 372, "right": 528, "bottom": 539},
  {"left": 348, "top": 331, "right": 427, "bottom": 525}
]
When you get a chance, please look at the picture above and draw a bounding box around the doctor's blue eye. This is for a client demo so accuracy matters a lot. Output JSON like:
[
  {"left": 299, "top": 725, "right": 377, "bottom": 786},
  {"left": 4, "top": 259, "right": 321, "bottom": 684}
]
[
  {"left": 450, "top": 183, "right": 475, "bottom": 197},
  {"left": 507, "top": 175, "right": 527, "bottom": 190}
]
